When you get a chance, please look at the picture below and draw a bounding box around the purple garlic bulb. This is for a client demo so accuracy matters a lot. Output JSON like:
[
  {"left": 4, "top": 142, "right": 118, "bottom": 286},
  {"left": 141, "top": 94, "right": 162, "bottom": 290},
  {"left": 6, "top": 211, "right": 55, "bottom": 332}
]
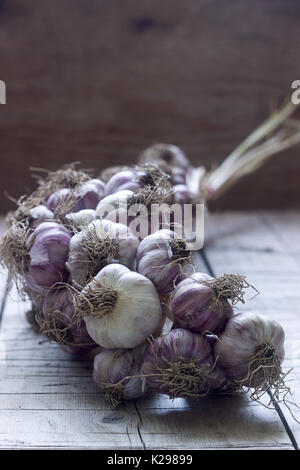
[
  {"left": 93, "top": 348, "right": 147, "bottom": 406},
  {"left": 41, "top": 286, "right": 96, "bottom": 354},
  {"left": 141, "top": 328, "right": 225, "bottom": 398},
  {"left": 136, "top": 229, "right": 193, "bottom": 294},
  {"left": 25, "top": 222, "right": 72, "bottom": 293},
  {"left": 171, "top": 272, "right": 233, "bottom": 335},
  {"left": 104, "top": 166, "right": 170, "bottom": 197},
  {"left": 104, "top": 170, "right": 144, "bottom": 196},
  {"left": 46, "top": 179, "right": 105, "bottom": 214}
]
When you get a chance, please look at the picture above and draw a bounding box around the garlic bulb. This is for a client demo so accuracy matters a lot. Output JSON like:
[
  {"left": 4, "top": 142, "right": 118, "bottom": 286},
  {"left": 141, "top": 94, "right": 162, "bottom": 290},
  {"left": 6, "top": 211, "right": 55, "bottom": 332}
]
[
  {"left": 100, "top": 165, "right": 131, "bottom": 183},
  {"left": 74, "top": 179, "right": 106, "bottom": 210},
  {"left": 138, "top": 143, "right": 192, "bottom": 186},
  {"left": 46, "top": 188, "right": 72, "bottom": 213},
  {"left": 25, "top": 222, "right": 71, "bottom": 293},
  {"left": 173, "top": 184, "right": 199, "bottom": 206},
  {"left": 65, "top": 209, "right": 96, "bottom": 229},
  {"left": 138, "top": 143, "right": 191, "bottom": 172},
  {"left": 66, "top": 219, "right": 139, "bottom": 288},
  {"left": 105, "top": 165, "right": 170, "bottom": 197},
  {"left": 40, "top": 287, "right": 96, "bottom": 354},
  {"left": 93, "top": 348, "right": 147, "bottom": 407},
  {"left": 95, "top": 189, "right": 134, "bottom": 224},
  {"left": 46, "top": 179, "right": 105, "bottom": 214},
  {"left": 141, "top": 328, "right": 225, "bottom": 398},
  {"left": 96, "top": 185, "right": 174, "bottom": 240},
  {"left": 214, "top": 312, "right": 285, "bottom": 389},
  {"left": 105, "top": 169, "right": 144, "bottom": 196},
  {"left": 78, "top": 263, "right": 162, "bottom": 349},
  {"left": 171, "top": 272, "right": 233, "bottom": 334},
  {"left": 28, "top": 205, "right": 54, "bottom": 227},
  {"left": 136, "top": 229, "right": 193, "bottom": 294}
]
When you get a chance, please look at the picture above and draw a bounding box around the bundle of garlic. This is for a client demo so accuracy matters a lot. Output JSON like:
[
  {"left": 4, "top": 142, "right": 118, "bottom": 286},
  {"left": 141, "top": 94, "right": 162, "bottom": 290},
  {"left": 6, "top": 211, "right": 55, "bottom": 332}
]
[{"left": 0, "top": 100, "right": 298, "bottom": 416}]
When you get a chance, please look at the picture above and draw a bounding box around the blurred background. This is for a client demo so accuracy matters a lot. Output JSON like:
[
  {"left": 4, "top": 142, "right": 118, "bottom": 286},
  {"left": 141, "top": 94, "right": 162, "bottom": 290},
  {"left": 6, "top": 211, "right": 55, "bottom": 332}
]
[{"left": 0, "top": 0, "right": 300, "bottom": 212}]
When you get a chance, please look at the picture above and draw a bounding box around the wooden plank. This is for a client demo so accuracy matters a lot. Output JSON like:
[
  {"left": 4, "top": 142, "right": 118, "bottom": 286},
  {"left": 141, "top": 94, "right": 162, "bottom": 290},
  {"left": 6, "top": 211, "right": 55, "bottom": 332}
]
[
  {"left": 204, "top": 211, "right": 300, "bottom": 448},
  {"left": 131, "top": 394, "right": 291, "bottom": 450},
  {"left": 1, "top": 1, "right": 300, "bottom": 212},
  {"left": 0, "top": 215, "right": 296, "bottom": 449}
]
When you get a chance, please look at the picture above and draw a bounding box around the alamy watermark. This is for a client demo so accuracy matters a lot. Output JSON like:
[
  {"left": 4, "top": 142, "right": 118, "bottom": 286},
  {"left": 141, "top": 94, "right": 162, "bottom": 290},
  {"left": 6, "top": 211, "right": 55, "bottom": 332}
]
[
  {"left": 0, "top": 80, "right": 6, "bottom": 104},
  {"left": 291, "top": 80, "right": 300, "bottom": 105},
  {"left": 96, "top": 198, "right": 205, "bottom": 250}
]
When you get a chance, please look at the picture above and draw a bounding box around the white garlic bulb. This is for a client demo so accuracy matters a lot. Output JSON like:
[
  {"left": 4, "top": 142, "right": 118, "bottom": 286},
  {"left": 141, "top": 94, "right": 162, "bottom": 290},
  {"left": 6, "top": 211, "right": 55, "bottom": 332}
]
[
  {"left": 95, "top": 189, "right": 134, "bottom": 225},
  {"left": 79, "top": 263, "right": 162, "bottom": 349}
]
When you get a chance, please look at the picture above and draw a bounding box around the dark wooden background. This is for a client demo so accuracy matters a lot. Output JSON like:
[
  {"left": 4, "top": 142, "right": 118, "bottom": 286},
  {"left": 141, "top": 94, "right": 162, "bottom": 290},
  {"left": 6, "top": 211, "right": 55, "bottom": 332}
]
[{"left": 0, "top": 0, "right": 300, "bottom": 212}]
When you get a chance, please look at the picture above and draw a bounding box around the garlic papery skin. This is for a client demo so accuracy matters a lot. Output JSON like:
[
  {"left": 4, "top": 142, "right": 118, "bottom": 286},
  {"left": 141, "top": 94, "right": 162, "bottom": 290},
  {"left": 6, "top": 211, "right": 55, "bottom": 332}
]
[
  {"left": 171, "top": 272, "right": 233, "bottom": 335},
  {"left": 25, "top": 222, "right": 72, "bottom": 293},
  {"left": 40, "top": 286, "right": 96, "bottom": 355},
  {"left": 66, "top": 219, "right": 139, "bottom": 288},
  {"left": 136, "top": 229, "right": 193, "bottom": 294},
  {"left": 93, "top": 348, "right": 147, "bottom": 406},
  {"left": 141, "top": 328, "right": 222, "bottom": 398},
  {"left": 79, "top": 263, "right": 162, "bottom": 349},
  {"left": 214, "top": 312, "right": 285, "bottom": 389}
]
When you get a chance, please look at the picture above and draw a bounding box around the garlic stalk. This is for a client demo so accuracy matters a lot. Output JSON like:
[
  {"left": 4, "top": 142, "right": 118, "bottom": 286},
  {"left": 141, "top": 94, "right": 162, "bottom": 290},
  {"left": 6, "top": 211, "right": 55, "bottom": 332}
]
[{"left": 201, "top": 101, "right": 300, "bottom": 201}]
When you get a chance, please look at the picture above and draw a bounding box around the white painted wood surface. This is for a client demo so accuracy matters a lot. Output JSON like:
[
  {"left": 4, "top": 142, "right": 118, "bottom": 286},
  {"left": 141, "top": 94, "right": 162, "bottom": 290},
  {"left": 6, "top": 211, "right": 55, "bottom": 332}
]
[{"left": 0, "top": 212, "right": 299, "bottom": 449}]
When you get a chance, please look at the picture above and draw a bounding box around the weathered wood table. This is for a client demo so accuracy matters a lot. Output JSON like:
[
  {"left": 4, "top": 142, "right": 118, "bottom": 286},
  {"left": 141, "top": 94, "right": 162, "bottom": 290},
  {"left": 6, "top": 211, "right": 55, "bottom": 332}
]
[{"left": 0, "top": 212, "right": 299, "bottom": 450}]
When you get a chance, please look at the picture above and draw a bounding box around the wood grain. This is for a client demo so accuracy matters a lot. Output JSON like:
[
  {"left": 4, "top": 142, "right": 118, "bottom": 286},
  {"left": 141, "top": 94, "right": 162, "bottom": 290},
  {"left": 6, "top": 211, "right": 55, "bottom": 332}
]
[
  {"left": 0, "top": 0, "right": 300, "bottom": 212},
  {"left": 204, "top": 211, "right": 300, "bottom": 447},
  {"left": 0, "top": 214, "right": 299, "bottom": 449}
]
